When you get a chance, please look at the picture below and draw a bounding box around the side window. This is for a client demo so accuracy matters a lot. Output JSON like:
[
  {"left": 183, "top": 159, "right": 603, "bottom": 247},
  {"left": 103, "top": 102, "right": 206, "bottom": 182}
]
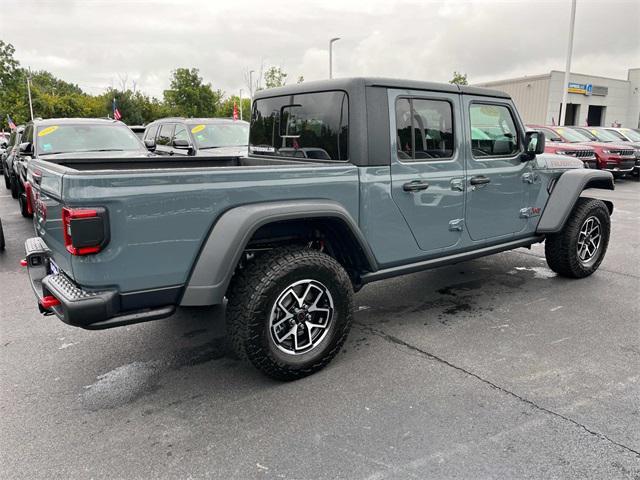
[
  {"left": 540, "top": 128, "right": 562, "bottom": 142},
  {"left": 23, "top": 126, "right": 34, "bottom": 144},
  {"left": 469, "top": 104, "right": 519, "bottom": 157},
  {"left": 173, "top": 125, "right": 189, "bottom": 143},
  {"left": 250, "top": 91, "right": 349, "bottom": 161},
  {"left": 156, "top": 124, "right": 174, "bottom": 146},
  {"left": 395, "top": 98, "right": 454, "bottom": 161},
  {"left": 144, "top": 125, "right": 158, "bottom": 142}
]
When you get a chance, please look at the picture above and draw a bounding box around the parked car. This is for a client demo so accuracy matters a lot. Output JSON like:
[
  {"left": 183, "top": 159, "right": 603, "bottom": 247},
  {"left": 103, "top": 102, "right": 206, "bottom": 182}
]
[
  {"left": 526, "top": 125, "right": 597, "bottom": 168},
  {"left": 12, "top": 118, "right": 153, "bottom": 217},
  {"left": 128, "top": 125, "right": 146, "bottom": 140},
  {"left": 3, "top": 126, "right": 23, "bottom": 194},
  {"left": 570, "top": 127, "right": 637, "bottom": 178},
  {"left": 143, "top": 118, "right": 249, "bottom": 158},
  {"left": 531, "top": 125, "right": 635, "bottom": 177},
  {"left": 23, "top": 77, "right": 614, "bottom": 380},
  {"left": 603, "top": 127, "right": 640, "bottom": 179}
]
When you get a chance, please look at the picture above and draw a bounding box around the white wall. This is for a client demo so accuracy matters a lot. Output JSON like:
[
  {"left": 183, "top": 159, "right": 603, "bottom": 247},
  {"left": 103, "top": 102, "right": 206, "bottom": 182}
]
[
  {"left": 476, "top": 75, "right": 550, "bottom": 125},
  {"left": 627, "top": 68, "right": 640, "bottom": 128}
]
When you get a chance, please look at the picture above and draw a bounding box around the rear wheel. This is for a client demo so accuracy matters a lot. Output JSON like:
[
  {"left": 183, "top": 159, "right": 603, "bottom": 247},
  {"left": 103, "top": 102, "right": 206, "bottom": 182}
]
[
  {"left": 226, "top": 247, "right": 353, "bottom": 381},
  {"left": 19, "top": 193, "right": 32, "bottom": 218},
  {"left": 0, "top": 219, "right": 5, "bottom": 251},
  {"left": 9, "top": 174, "right": 19, "bottom": 199},
  {"left": 545, "top": 198, "right": 610, "bottom": 278}
]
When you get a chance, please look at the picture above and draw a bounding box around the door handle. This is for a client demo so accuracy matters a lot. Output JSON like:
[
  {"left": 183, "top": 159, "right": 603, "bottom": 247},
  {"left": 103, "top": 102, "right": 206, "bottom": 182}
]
[
  {"left": 403, "top": 180, "right": 430, "bottom": 192},
  {"left": 469, "top": 175, "right": 491, "bottom": 185}
]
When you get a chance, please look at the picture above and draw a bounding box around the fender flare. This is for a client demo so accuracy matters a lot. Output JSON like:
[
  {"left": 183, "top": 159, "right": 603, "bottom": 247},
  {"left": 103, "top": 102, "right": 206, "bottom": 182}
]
[
  {"left": 179, "top": 200, "right": 377, "bottom": 306},
  {"left": 536, "top": 169, "right": 614, "bottom": 234}
]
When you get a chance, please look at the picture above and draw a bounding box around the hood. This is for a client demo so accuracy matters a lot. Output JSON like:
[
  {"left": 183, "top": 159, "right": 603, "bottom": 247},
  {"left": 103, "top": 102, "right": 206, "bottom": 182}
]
[
  {"left": 576, "top": 141, "right": 634, "bottom": 151},
  {"left": 535, "top": 153, "right": 584, "bottom": 170},
  {"left": 195, "top": 145, "right": 248, "bottom": 158},
  {"left": 548, "top": 141, "right": 593, "bottom": 151},
  {"left": 37, "top": 149, "right": 154, "bottom": 160}
]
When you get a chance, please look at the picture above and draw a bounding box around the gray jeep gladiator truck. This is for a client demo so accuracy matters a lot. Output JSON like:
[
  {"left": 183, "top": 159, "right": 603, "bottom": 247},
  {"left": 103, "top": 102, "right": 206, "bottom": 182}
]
[{"left": 23, "top": 78, "right": 614, "bottom": 380}]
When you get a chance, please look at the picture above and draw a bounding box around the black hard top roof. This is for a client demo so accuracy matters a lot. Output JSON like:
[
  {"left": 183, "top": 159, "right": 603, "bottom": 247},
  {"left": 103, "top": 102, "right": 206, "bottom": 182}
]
[
  {"left": 147, "top": 117, "right": 249, "bottom": 126},
  {"left": 253, "top": 77, "right": 510, "bottom": 100}
]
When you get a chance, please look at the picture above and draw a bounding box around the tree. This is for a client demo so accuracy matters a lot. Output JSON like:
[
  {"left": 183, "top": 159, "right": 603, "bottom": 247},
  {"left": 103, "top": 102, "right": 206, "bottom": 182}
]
[
  {"left": 449, "top": 71, "right": 468, "bottom": 85},
  {"left": 264, "top": 66, "right": 287, "bottom": 89},
  {"left": 163, "top": 68, "right": 222, "bottom": 117}
]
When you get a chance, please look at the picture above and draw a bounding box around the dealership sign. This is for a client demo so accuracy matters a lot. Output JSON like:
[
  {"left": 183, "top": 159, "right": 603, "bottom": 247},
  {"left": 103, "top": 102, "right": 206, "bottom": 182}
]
[{"left": 568, "top": 82, "right": 593, "bottom": 95}]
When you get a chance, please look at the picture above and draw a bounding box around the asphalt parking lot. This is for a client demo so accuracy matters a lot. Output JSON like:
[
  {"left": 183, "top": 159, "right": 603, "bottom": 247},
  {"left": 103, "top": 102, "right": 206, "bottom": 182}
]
[{"left": 1, "top": 181, "right": 639, "bottom": 479}]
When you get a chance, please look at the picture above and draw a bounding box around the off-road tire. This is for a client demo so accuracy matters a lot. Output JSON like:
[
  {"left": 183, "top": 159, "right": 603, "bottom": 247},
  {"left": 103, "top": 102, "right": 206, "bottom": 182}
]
[
  {"left": 226, "top": 247, "right": 353, "bottom": 381},
  {"left": 544, "top": 198, "right": 610, "bottom": 278},
  {"left": 19, "top": 193, "right": 31, "bottom": 218},
  {"left": 9, "top": 174, "right": 19, "bottom": 199},
  {"left": 0, "top": 219, "right": 5, "bottom": 251}
]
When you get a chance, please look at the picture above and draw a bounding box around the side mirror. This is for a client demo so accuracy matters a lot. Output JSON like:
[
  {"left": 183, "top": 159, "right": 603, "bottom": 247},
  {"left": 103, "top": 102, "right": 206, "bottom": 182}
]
[
  {"left": 144, "top": 139, "right": 156, "bottom": 151},
  {"left": 19, "top": 142, "right": 34, "bottom": 156},
  {"left": 172, "top": 138, "right": 191, "bottom": 149},
  {"left": 521, "top": 131, "right": 545, "bottom": 161}
]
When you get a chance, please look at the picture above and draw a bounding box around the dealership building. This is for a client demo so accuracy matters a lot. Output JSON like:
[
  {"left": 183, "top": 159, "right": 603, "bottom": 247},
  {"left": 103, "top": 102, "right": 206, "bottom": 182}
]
[{"left": 476, "top": 68, "right": 640, "bottom": 128}]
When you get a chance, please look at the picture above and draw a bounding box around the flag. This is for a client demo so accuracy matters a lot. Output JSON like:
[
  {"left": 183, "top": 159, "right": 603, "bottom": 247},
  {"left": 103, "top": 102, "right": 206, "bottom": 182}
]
[
  {"left": 232, "top": 101, "right": 239, "bottom": 121},
  {"left": 7, "top": 115, "right": 16, "bottom": 130},
  {"left": 112, "top": 98, "right": 122, "bottom": 121}
]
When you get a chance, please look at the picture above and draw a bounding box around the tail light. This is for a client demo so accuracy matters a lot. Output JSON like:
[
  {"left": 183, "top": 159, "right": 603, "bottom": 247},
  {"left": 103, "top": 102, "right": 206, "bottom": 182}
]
[{"left": 61, "top": 207, "right": 109, "bottom": 255}]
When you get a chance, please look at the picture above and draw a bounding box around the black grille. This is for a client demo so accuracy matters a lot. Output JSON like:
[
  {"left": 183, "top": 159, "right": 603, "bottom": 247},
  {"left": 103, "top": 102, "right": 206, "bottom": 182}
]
[
  {"left": 567, "top": 150, "right": 595, "bottom": 159},
  {"left": 620, "top": 159, "right": 635, "bottom": 169},
  {"left": 611, "top": 149, "right": 635, "bottom": 157}
]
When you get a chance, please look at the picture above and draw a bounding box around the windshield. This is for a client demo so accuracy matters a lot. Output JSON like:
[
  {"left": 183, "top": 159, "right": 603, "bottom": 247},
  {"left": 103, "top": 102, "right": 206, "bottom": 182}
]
[
  {"left": 188, "top": 122, "right": 249, "bottom": 149},
  {"left": 555, "top": 127, "right": 593, "bottom": 143},
  {"left": 619, "top": 128, "right": 640, "bottom": 142},
  {"left": 583, "top": 128, "right": 620, "bottom": 142},
  {"left": 36, "top": 124, "right": 145, "bottom": 155}
]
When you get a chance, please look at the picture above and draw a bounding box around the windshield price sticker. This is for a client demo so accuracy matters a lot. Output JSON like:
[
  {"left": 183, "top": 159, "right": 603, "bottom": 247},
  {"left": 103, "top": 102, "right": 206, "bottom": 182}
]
[
  {"left": 191, "top": 124, "right": 206, "bottom": 133},
  {"left": 38, "top": 126, "right": 59, "bottom": 137}
]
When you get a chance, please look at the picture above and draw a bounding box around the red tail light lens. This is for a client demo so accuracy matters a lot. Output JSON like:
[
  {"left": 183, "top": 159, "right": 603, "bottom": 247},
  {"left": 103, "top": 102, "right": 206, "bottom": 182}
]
[
  {"left": 61, "top": 207, "right": 106, "bottom": 255},
  {"left": 24, "top": 182, "right": 34, "bottom": 215}
]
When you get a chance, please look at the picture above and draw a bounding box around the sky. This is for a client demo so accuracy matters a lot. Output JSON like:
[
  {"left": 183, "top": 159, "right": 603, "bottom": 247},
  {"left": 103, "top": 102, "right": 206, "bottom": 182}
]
[{"left": 1, "top": 0, "right": 639, "bottom": 99}]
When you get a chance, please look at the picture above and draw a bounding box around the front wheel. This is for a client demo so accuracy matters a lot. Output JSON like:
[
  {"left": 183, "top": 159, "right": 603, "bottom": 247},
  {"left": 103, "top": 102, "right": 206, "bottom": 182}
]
[
  {"left": 544, "top": 198, "right": 610, "bottom": 278},
  {"left": 226, "top": 247, "right": 354, "bottom": 381}
]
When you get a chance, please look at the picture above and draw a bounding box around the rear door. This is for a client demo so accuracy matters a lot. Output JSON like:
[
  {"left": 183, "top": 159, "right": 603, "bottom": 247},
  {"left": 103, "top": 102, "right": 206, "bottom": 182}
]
[
  {"left": 154, "top": 123, "right": 175, "bottom": 155},
  {"left": 462, "top": 97, "right": 529, "bottom": 241},
  {"left": 389, "top": 89, "right": 465, "bottom": 253}
]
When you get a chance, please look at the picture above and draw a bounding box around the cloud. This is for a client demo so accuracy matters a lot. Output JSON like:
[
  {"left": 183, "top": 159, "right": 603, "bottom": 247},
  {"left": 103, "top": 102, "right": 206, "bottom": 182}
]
[{"left": 2, "top": 0, "right": 638, "bottom": 99}]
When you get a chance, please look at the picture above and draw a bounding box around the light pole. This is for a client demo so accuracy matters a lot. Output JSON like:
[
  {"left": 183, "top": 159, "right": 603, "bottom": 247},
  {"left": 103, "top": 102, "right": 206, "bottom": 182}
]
[
  {"left": 329, "top": 37, "right": 340, "bottom": 79},
  {"left": 27, "top": 67, "right": 34, "bottom": 121},
  {"left": 249, "top": 70, "right": 255, "bottom": 100},
  {"left": 239, "top": 89, "right": 243, "bottom": 121},
  {"left": 560, "top": 0, "right": 577, "bottom": 126}
]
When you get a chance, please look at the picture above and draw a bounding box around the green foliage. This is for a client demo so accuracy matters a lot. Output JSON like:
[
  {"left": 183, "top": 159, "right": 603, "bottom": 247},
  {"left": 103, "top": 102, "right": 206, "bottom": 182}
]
[
  {"left": 449, "top": 71, "right": 468, "bottom": 85},
  {"left": 163, "top": 68, "right": 223, "bottom": 118},
  {"left": 264, "top": 66, "right": 287, "bottom": 89}
]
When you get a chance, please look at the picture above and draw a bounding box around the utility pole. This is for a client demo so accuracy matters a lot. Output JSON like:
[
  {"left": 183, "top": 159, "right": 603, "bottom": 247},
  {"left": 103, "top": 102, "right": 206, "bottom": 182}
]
[
  {"left": 27, "top": 67, "right": 34, "bottom": 121},
  {"left": 560, "top": 0, "right": 577, "bottom": 126},
  {"left": 329, "top": 37, "right": 340, "bottom": 79},
  {"left": 249, "top": 70, "right": 255, "bottom": 100}
]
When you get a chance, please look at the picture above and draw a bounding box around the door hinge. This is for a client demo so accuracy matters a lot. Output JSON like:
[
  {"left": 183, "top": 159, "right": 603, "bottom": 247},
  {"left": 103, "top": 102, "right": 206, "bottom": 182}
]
[
  {"left": 449, "top": 218, "right": 464, "bottom": 231},
  {"left": 522, "top": 172, "right": 538, "bottom": 184},
  {"left": 450, "top": 178, "right": 465, "bottom": 191}
]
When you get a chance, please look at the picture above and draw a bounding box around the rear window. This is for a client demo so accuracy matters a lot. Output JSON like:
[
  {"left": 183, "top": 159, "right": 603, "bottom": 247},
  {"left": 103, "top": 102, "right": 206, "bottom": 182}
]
[
  {"left": 250, "top": 91, "right": 348, "bottom": 161},
  {"left": 35, "top": 124, "right": 144, "bottom": 155}
]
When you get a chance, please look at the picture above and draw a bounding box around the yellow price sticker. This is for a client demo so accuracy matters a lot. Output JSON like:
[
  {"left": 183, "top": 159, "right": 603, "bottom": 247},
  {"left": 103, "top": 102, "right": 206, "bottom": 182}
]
[
  {"left": 38, "top": 126, "right": 59, "bottom": 137},
  {"left": 191, "top": 124, "right": 205, "bottom": 134}
]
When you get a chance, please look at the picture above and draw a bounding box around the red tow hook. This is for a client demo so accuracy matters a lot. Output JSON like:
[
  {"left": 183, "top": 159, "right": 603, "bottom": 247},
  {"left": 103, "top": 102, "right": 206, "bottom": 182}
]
[
  {"left": 39, "top": 296, "right": 61, "bottom": 309},
  {"left": 20, "top": 259, "right": 28, "bottom": 267}
]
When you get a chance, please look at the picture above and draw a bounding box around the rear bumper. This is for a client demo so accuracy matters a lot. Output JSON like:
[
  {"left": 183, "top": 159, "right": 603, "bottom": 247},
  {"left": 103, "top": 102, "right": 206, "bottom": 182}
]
[{"left": 24, "top": 237, "right": 175, "bottom": 329}]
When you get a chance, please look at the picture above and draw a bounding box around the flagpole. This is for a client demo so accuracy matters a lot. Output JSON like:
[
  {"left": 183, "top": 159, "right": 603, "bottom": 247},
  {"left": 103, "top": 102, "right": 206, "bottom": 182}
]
[
  {"left": 27, "top": 67, "right": 34, "bottom": 121},
  {"left": 560, "top": 0, "right": 577, "bottom": 126}
]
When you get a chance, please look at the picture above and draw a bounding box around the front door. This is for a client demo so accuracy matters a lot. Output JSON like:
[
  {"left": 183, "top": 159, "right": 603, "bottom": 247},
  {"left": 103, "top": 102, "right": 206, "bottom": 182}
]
[
  {"left": 462, "top": 97, "right": 529, "bottom": 241},
  {"left": 389, "top": 90, "right": 465, "bottom": 253}
]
